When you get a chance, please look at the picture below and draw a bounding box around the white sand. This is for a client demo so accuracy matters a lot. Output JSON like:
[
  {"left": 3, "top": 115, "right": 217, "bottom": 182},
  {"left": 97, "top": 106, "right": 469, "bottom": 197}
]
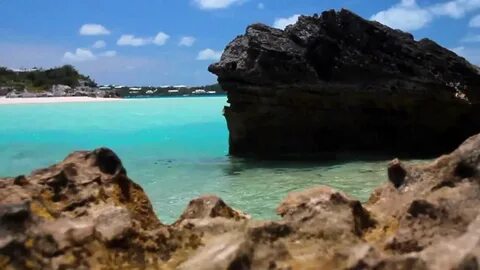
[{"left": 0, "top": 96, "right": 124, "bottom": 105}]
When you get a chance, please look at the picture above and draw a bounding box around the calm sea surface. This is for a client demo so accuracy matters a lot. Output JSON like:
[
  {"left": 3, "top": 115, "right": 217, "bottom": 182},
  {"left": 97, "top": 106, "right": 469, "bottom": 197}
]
[{"left": 0, "top": 97, "right": 393, "bottom": 223}]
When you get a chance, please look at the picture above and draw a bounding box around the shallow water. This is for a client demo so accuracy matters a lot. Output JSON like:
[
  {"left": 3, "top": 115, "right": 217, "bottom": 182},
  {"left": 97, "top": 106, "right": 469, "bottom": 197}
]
[{"left": 0, "top": 97, "right": 395, "bottom": 223}]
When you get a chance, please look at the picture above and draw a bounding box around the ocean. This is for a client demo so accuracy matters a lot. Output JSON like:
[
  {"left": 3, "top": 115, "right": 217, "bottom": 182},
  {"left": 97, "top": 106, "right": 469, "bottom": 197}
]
[{"left": 0, "top": 96, "right": 392, "bottom": 224}]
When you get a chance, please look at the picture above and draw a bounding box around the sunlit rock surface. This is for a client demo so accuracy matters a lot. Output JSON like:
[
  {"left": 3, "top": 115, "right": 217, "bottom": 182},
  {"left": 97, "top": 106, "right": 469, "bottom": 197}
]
[{"left": 3, "top": 133, "right": 480, "bottom": 268}]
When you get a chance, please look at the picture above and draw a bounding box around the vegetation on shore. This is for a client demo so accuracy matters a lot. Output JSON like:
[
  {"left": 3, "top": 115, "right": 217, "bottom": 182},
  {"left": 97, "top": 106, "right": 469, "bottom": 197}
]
[
  {"left": 0, "top": 64, "right": 224, "bottom": 97},
  {"left": 0, "top": 65, "right": 96, "bottom": 91}
]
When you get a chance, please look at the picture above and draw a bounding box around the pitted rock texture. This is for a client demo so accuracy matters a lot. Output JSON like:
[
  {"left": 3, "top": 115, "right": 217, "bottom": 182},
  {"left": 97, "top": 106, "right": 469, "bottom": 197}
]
[
  {"left": 5, "top": 133, "right": 480, "bottom": 269},
  {"left": 209, "top": 9, "right": 480, "bottom": 158},
  {"left": 0, "top": 148, "right": 201, "bottom": 269}
]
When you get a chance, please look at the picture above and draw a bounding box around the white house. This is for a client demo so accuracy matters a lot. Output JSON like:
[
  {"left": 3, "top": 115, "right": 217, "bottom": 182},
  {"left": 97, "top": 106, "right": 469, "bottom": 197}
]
[{"left": 192, "top": 89, "right": 206, "bottom": 94}]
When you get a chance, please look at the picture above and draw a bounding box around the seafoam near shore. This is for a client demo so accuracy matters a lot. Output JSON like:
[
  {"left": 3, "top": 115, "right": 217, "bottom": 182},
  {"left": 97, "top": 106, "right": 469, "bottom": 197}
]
[{"left": 0, "top": 96, "right": 124, "bottom": 105}]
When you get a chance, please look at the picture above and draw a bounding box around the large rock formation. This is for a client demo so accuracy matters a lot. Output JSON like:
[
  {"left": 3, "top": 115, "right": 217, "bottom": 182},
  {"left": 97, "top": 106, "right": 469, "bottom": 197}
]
[
  {"left": 209, "top": 9, "right": 480, "bottom": 158},
  {"left": 4, "top": 133, "right": 480, "bottom": 269}
]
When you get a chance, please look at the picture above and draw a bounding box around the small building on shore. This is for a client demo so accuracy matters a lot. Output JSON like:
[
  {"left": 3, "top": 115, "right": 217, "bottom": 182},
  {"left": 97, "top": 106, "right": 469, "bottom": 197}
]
[{"left": 192, "top": 89, "right": 206, "bottom": 94}]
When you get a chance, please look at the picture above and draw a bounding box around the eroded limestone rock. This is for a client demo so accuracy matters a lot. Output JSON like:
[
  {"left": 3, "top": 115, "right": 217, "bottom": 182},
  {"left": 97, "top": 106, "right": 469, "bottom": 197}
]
[
  {"left": 209, "top": 9, "right": 480, "bottom": 159},
  {"left": 3, "top": 134, "right": 480, "bottom": 269}
]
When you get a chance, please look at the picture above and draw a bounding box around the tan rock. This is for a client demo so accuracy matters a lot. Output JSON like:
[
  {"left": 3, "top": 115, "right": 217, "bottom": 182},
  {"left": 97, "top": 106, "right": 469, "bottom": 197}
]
[{"left": 4, "top": 133, "right": 480, "bottom": 269}]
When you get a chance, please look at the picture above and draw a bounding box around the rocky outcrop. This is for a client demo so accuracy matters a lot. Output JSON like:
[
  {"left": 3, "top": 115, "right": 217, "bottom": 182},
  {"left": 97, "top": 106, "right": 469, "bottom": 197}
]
[
  {"left": 0, "top": 87, "right": 13, "bottom": 96},
  {"left": 5, "top": 133, "right": 480, "bottom": 268},
  {"left": 209, "top": 9, "right": 480, "bottom": 158},
  {"left": 0, "top": 148, "right": 200, "bottom": 269}
]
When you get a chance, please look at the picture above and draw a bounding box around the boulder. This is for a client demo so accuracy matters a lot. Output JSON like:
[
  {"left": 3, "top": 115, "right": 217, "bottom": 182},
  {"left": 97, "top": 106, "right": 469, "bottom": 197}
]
[
  {"left": 5, "top": 134, "right": 480, "bottom": 268},
  {"left": 0, "top": 87, "right": 13, "bottom": 96},
  {"left": 50, "top": 84, "right": 72, "bottom": 97},
  {"left": 0, "top": 148, "right": 197, "bottom": 269},
  {"left": 175, "top": 195, "right": 250, "bottom": 223},
  {"left": 209, "top": 9, "right": 480, "bottom": 158}
]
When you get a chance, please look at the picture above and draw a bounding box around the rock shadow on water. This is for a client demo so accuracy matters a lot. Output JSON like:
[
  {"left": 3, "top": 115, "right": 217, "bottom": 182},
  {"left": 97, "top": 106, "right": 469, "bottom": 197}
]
[{"left": 222, "top": 151, "right": 429, "bottom": 177}]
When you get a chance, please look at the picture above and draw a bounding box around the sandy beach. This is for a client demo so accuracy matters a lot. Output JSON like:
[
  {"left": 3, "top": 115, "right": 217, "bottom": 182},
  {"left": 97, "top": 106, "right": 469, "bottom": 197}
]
[{"left": 0, "top": 96, "right": 124, "bottom": 105}]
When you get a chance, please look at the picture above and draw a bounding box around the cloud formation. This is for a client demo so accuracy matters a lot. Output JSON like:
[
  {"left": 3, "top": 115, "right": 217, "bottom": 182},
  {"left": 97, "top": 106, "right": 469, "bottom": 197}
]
[
  {"left": 371, "top": 0, "right": 433, "bottom": 31},
  {"left": 117, "top": 32, "right": 170, "bottom": 47},
  {"left": 194, "top": 0, "right": 241, "bottom": 10},
  {"left": 372, "top": 0, "right": 480, "bottom": 31},
  {"left": 179, "top": 36, "right": 196, "bottom": 47},
  {"left": 63, "top": 48, "right": 96, "bottom": 62},
  {"left": 92, "top": 40, "right": 106, "bottom": 49},
  {"left": 63, "top": 48, "right": 117, "bottom": 62},
  {"left": 197, "top": 48, "right": 222, "bottom": 61},
  {"left": 153, "top": 32, "right": 170, "bottom": 46},
  {"left": 273, "top": 14, "right": 300, "bottom": 30},
  {"left": 117, "top": 35, "right": 151, "bottom": 47},
  {"left": 79, "top": 24, "right": 110, "bottom": 36},
  {"left": 430, "top": 0, "right": 480, "bottom": 18}
]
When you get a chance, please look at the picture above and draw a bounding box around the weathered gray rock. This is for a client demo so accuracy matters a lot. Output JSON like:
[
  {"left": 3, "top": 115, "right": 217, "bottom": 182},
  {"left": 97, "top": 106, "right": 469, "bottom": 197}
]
[
  {"left": 176, "top": 195, "right": 250, "bottom": 223},
  {"left": 50, "top": 84, "right": 71, "bottom": 97},
  {"left": 4, "top": 133, "right": 480, "bottom": 269},
  {"left": 209, "top": 9, "right": 480, "bottom": 159},
  {"left": 0, "top": 87, "right": 13, "bottom": 96}
]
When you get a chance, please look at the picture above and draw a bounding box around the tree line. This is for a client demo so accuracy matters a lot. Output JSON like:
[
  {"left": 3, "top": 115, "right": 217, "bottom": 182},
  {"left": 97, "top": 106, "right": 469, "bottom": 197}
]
[{"left": 0, "top": 65, "right": 96, "bottom": 91}]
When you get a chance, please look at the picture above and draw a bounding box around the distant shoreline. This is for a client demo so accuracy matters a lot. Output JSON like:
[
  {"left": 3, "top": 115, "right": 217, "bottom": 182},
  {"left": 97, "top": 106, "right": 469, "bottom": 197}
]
[
  {"left": 123, "top": 93, "right": 227, "bottom": 99},
  {"left": 0, "top": 95, "right": 227, "bottom": 105},
  {"left": 0, "top": 96, "right": 124, "bottom": 105}
]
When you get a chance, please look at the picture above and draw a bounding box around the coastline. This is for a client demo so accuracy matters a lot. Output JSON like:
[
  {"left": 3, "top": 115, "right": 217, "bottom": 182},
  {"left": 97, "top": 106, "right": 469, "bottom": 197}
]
[{"left": 0, "top": 96, "right": 124, "bottom": 105}]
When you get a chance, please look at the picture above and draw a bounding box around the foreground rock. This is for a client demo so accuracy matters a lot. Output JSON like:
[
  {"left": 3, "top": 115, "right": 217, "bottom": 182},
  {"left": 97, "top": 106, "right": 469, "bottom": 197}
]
[
  {"left": 4, "top": 133, "right": 480, "bottom": 268},
  {"left": 209, "top": 9, "right": 480, "bottom": 158},
  {"left": 0, "top": 149, "right": 201, "bottom": 269}
]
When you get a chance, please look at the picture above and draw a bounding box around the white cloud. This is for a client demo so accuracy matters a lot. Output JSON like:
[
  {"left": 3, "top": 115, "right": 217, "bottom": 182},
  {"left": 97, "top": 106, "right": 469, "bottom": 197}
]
[
  {"left": 63, "top": 47, "right": 117, "bottom": 62},
  {"left": 100, "top": 50, "right": 117, "bottom": 57},
  {"left": 179, "top": 36, "right": 196, "bottom": 47},
  {"left": 79, "top": 24, "right": 110, "bottom": 36},
  {"left": 117, "top": 35, "right": 151, "bottom": 47},
  {"left": 430, "top": 0, "right": 480, "bottom": 18},
  {"left": 92, "top": 40, "right": 106, "bottom": 49},
  {"left": 371, "top": 0, "right": 433, "bottom": 31},
  {"left": 153, "top": 32, "right": 170, "bottom": 46},
  {"left": 197, "top": 48, "right": 223, "bottom": 61},
  {"left": 470, "top": 14, "right": 480, "bottom": 27},
  {"left": 257, "top": 3, "right": 265, "bottom": 10},
  {"left": 273, "top": 14, "right": 300, "bottom": 30},
  {"left": 194, "top": 0, "right": 241, "bottom": 9},
  {"left": 116, "top": 32, "right": 169, "bottom": 47},
  {"left": 63, "top": 48, "right": 96, "bottom": 62},
  {"left": 372, "top": 0, "right": 480, "bottom": 32}
]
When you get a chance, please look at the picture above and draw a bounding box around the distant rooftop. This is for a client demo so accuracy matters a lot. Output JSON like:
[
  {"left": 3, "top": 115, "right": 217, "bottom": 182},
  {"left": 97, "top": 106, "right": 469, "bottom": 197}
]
[{"left": 9, "top": 68, "right": 40, "bottom": 73}]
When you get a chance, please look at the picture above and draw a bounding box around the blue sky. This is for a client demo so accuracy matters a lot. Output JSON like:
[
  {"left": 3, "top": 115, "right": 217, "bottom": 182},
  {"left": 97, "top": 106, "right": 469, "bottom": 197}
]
[{"left": 1, "top": 0, "right": 480, "bottom": 86}]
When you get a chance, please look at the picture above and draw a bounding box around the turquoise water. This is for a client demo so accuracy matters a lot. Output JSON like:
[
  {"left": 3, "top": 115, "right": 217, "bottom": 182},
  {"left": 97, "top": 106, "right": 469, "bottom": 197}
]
[{"left": 0, "top": 97, "right": 390, "bottom": 223}]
